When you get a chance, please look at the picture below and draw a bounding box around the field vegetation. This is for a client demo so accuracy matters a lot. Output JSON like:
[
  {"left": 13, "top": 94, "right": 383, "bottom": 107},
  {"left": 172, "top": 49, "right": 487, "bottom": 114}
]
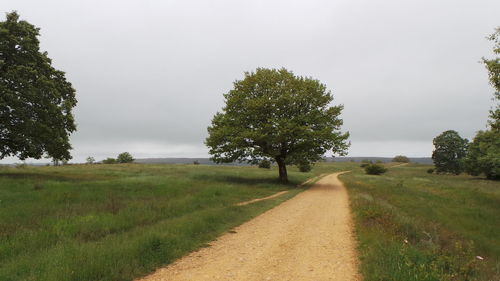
[
  {"left": 0, "top": 163, "right": 335, "bottom": 281},
  {"left": 341, "top": 163, "right": 500, "bottom": 281}
]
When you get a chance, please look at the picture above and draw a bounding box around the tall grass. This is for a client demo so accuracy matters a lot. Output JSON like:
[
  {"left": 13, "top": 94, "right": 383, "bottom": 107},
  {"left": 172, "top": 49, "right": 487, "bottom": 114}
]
[
  {"left": 0, "top": 163, "right": 344, "bottom": 281},
  {"left": 341, "top": 164, "right": 500, "bottom": 281}
]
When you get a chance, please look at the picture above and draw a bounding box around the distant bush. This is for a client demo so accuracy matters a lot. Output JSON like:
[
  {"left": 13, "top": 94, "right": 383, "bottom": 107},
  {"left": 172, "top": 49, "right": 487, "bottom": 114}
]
[
  {"left": 193, "top": 160, "right": 200, "bottom": 165},
  {"left": 102, "top": 158, "right": 117, "bottom": 164},
  {"left": 117, "top": 152, "right": 134, "bottom": 163},
  {"left": 392, "top": 155, "right": 410, "bottom": 163},
  {"left": 258, "top": 159, "right": 271, "bottom": 169},
  {"left": 376, "top": 160, "right": 384, "bottom": 164},
  {"left": 365, "top": 164, "right": 387, "bottom": 175},
  {"left": 360, "top": 160, "right": 372, "bottom": 168},
  {"left": 427, "top": 168, "right": 435, "bottom": 174},
  {"left": 298, "top": 162, "right": 312, "bottom": 172}
]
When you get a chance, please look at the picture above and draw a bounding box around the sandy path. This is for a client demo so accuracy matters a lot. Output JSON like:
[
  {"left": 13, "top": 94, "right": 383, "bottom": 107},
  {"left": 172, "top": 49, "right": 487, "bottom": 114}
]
[{"left": 136, "top": 172, "right": 360, "bottom": 281}]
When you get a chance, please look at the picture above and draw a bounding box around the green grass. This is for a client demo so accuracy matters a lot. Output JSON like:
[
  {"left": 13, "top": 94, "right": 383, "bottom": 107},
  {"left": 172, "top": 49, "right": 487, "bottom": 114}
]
[
  {"left": 0, "top": 162, "right": 346, "bottom": 281},
  {"left": 341, "top": 163, "right": 500, "bottom": 281}
]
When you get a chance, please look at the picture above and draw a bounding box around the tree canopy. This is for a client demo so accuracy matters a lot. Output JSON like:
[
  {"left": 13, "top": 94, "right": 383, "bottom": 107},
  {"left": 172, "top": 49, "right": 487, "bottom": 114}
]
[
  {"left": 465, "top": 130, "right": 500, "bottom": 180},
  {"left": 0, "top": 12, "right": 77, "bottom": 161},
  {"left": 205, "top": 68, "right": 349, "bottom": 182},
  {"left": 117, "top": 152, "right": 134, "bottom": 163},
  {"left": 392, "top": 155, "right": 410, "bottom": 163},
  {"left": 483, "top": 27, "right": 500, "bottom": 130},
  {"left": 464, "top": 28, "right": 500, "bottom": 180},
  {"left": 432, "top": 130, "right": 468, "bottom": 175}
]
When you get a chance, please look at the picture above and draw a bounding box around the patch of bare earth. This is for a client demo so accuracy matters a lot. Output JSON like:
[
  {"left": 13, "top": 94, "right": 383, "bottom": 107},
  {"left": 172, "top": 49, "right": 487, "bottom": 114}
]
[{"left": 136, "top": 172, "right": 361, "bottom": 281}]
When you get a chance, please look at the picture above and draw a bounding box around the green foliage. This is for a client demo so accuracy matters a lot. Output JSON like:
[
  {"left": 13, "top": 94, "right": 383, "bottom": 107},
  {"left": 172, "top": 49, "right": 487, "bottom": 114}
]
[
  {"left": 427, "top": 168, "right": 434, "bottom": 174},
  {"left": 364, "top": 164, "right": 387, "bottom": 175},
  {"left": 102, "top": 158, "right": 117, "bottom": 164},
  {"left": 117, "top": 152, "right": 134, "bottom": 163},
  {"left": 483, "top": 27, "right": 500, "bottom": 131},
  {"left": 432, "top": 130, "right": 468, "bottom": 175},
  {"left": 298, "top": 161, "right": 312, "bottom": 172},
  {"left": 205, "top": 68, "right": 349, "bottom": 182},
  {"left": 258, "top": 159, "right": 271, "bottom": 169},
  {"left": 342, "top": 165, "right": 500, "bottom": 281},
  {"left": 193, "top": 160, "right": 200, "bottom": 165},
  {"left": 393, "top": 155, "right": 410, "bottom": 163},
  {"left": 0, "top": 12, "right": 77, "bottom": 161},
  {"left": 465, "top": 130, "right": 500, "bottom": 180}
]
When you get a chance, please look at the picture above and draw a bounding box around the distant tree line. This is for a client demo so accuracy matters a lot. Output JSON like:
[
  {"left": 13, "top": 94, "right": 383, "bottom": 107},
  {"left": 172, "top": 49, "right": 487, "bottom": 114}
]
[{"left": 86, "top": 152, "right": 135, "bottom": 164}]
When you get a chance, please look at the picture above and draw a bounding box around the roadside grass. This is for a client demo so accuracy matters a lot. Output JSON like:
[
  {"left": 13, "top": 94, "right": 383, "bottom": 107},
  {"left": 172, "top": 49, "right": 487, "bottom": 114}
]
[
  {"left": 341, "top": 163, "right": 500, "bottom": 281},
  {"left": 0, "top": 162, "right": 346, "bottom": 281}
]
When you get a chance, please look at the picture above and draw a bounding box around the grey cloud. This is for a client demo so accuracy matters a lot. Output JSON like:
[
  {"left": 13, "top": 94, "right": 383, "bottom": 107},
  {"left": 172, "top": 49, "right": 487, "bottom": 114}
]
[{"left": 1, "top": 0, "right": 498, "bottom": 162}]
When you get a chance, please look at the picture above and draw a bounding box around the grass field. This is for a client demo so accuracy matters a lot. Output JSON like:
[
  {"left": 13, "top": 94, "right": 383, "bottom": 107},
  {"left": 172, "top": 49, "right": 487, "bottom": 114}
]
[
  {"left": 0, "top": 163, "right": 348, "bottom": 281},
  {"left": 341, "top": 163, "right": 500, "bottom": 281},
  {"left": 2, "top": 161, "right": 498, "bottom": 281}
]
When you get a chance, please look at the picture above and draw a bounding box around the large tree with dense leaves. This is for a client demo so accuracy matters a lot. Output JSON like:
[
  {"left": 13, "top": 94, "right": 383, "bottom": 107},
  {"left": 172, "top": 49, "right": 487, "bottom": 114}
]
[
  {"left": 465, "top": 27, "right": 500, "bottom": 180},
  {"left": 205, "top": 68, "right": 349, "bottom": 182},
  {"left": 432, "top": 130, "right": 468, "bottom": 175},
  {"left": 0, "top": 12, "right": 77, "bottom": 161}
]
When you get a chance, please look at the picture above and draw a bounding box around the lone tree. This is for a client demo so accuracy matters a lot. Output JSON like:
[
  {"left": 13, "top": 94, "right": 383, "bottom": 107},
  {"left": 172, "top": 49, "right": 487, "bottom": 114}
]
[
  {"left": 432, "top": 130, "right": 468, "bottom": 175},
  {"left": 117, "top": 152, "right": 134, "bottom": 163},
  {"left": 205, "top": 68, "right": 349, "bottom": 182},
  {"left": 392, "top": 155, "right": 410, "bottom": 163},
  {"left": 0, "top": 12, "right": 77, "bottom": 161}
]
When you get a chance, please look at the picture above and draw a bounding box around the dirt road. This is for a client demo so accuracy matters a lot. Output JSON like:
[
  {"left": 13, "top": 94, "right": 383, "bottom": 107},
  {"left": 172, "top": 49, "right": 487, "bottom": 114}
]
[{"left": 137, "top": 172, "right": 360, "bottom": 281}]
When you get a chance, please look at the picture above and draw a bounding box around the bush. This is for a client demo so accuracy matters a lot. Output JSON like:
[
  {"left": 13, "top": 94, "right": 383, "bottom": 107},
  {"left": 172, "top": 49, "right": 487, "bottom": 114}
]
[
  {"left": 193, "top": 160, "right": 200, "bottom": 165},
  {"left": 392, "top": 155, "right": 410, "bottom": 163},
  {"left": 102, "top": 158, "right": 117, "bottom": 164},
  {"left": 365, "top": 164, "right": 387, "bottom": 175},
  {"left": 117, "top": 152, "right": 134, "bottom": 163},
  {"left": 427, "top": 168, "right": 435, "bottom": 174},
  {"left": 258, "top": 159, "right": 271, "bottom": 169},
  {"left": 298, "top": 162, "right": 312, "bottom": 172},
  {"left": 86, "top": 156, "right": 95, "bottom": 164}
]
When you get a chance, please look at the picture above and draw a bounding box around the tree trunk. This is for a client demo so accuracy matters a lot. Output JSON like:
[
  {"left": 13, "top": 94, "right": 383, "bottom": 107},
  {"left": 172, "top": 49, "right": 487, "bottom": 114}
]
[{"left": 275, "top": 157, "right": 288, "bottom": 183}]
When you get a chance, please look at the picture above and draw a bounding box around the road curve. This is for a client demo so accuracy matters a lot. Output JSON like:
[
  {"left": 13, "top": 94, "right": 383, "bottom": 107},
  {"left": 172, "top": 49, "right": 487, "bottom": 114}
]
[{"left": 136, "top": 172, "right": 360, "bottom": 281}]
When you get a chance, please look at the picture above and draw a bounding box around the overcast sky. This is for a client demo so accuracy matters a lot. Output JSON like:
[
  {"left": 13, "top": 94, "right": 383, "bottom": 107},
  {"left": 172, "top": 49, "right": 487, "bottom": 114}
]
[{"left": 1, "top": 0, "right": 499, "bottom": 163}]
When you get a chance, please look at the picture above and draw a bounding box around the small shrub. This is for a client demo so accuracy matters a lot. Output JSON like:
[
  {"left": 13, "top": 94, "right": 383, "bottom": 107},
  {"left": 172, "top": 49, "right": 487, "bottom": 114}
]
[
  {"left": 427, "top": 168, "right": 434, "bottom": 174},
  {"left": 258, "top": 159, "right": 271, "bottom": 169},
  {"left": 392, "top": 155, "right": 410, "bottom": 163},
  {"left": 86, "top": 156, "right": 95, "bottom": 164},
  {"left": 193, "top": 160, "right": 200, "bottom": 165},
  {"left": 298, "top": 162, "right": 312, "bottom": 172},
  {"left": 365, "top": 164, "right": 387, "bottom": 175}
]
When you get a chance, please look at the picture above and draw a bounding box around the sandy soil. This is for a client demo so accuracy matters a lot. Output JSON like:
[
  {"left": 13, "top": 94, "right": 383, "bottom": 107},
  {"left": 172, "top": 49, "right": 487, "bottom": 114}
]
[
  {"left": 236, "top": 191, "right": 289, "bottom": 206},
  {"left": 136, "top": 172, "right": 360, "bottom": 281}
]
